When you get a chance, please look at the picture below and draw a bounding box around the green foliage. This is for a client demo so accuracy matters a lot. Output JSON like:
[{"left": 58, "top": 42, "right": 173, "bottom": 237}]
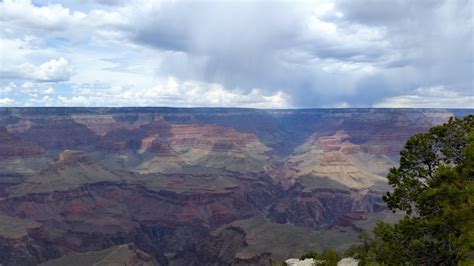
[
  {"left": 300, "top": 250, "right": 320, "bottom": 260},
  {"left": 384, "top": 115, "right": 473, "bottom": 215},
  {"left": 300, "top": 247, "right": 341, "bottom": 266},
  {"left": 350, "top": 115, "right": 474, "bottom": 265}
]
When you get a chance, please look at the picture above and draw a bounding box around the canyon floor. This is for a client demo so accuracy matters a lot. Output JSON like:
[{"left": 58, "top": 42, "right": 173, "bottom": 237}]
[{"left": 0, "top": 108, "right": 471, "bottom": 265}]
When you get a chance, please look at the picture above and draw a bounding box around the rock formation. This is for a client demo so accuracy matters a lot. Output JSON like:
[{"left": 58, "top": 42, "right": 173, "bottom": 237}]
[
  {"left": 289, "top": 130, "right": 388, "bottom": 189},
  {"left": 0, "top": 107, "right": 469, "bottom": 265},
  {"left": 39, "top": 244, "right": 158, "bottom": 266}
]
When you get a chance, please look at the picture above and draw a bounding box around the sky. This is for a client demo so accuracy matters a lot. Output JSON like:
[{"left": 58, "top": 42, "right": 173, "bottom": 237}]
[{"left": 0, "top": 0, "right": 473, "bottom": 108}]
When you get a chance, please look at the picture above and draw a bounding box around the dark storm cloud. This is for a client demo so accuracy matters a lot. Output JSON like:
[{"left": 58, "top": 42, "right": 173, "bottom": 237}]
[
  {"left": 336, "top": 0, "right": 473, "bottom": 90},
  {"left": 127, "top": 0, "right": 473, "bottom": 107},
  {"left": 2, "top": 0, "right": 470, "bottom": 107},
  {"left": 95, "top": 0, "right": 125, "bottom": 6},
  {"left": 129, "top": 0, "right": 410, "bottom": 106},
  {"left": 335, "top": 0, "right": 442, "bottom": 26},
  {"left": 131, "top": 1, "right": 304, "bottom": 90}
]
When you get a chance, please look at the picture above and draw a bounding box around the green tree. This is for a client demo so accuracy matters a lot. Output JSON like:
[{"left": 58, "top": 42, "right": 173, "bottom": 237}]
[
  {"left": 354, "top": 115, "right": 474, "bottom": 265},
  {"left": 300, "top": 247, "right": 341, "bottom": 266},
  {"left": 320, "top": 247, "right": 341, "bottom": 266}
]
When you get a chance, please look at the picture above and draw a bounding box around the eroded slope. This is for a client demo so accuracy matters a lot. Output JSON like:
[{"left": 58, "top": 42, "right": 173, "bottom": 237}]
[{"left": 0, "top": 107, "right": 468, "bottom": 265}]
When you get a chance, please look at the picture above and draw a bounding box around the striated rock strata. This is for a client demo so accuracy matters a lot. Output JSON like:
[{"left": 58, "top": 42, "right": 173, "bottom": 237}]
[{"left": 0, "top": 107, "right": 470, "bottom": 264}]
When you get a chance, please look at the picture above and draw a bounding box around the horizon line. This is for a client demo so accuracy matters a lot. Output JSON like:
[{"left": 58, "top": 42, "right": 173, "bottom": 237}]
[{"left": 0, "top": 106, "right": 472, "bottom": 110}]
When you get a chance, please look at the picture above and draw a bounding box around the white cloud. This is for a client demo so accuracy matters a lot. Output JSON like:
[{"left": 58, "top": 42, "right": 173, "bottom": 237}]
[
  {"left": 1, "top": 0, "right": 126, "bottom": 40},
  {"left": 0, "top": 98, "right": 15, "bottom": 106},
  {"left": 43, "top": 86, "right": 55, "bottom": 95},
  {"left": 374, "top": 86, "right": 474, "bottom": 108},
  {"left": 4, "top": 58, "right": 73, "bottom": 82},
  {"left": 2, "top": 57, "right": 73, "bottom": 82},
  {"left": 20, "top": 81, "right": 56, "bottom": 97},
  {"left": 144, "top": 78, "right": 290, "bottom": 108},
  {"left": 54, "top": 77, "right": 290, "bottom": 108},
  {"left": 21, "top": 82, "right": 34, "bottom": 88},
  {"left": 0, "top": 0, "right": 472, "bottom": 108},
  {"left": 24, "top": 95, "right": 55, "bottom": 106},
  {"left": 0, "top": 82, "right": 16, "bottom": 95},
  {"left": 36, "top": 58, "right": 73, "bottom": 82},
  {"left": 0, "top": 35, "right": 74, "bottom": 82},
  {"left": 0, "top": 0, "right": 86, "bottom": 32}
]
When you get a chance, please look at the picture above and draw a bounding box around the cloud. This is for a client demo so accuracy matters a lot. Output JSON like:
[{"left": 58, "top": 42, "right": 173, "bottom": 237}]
[
  {"left": 0, "top": 82, "right": 16, "bottom": 95},
  {"left": 0, "top": 0, "right": 86, "bottom": 32},
  {"left": 56, "top": 77, "right": 290, "bottom": 108},
  {"left": 19, "top": 81, "right": 56, "bottom": 98},
  {"left": 127, "top": 1, "right": 393, "bottom": 99},
  {"left": 0, "top": 35, "right": 74, "bottom": 82},
  {"left": 0, "top": 98, "right": 15, "bottom": 106},
  {"left": 0, "top": 0, "right": 472, "bottom": 108},
  {"left": 2, "top": 58, "right": 73, "bottom": 82},
  {"left": 121, "top": 0, "right": 472, "bottom": 107},
  {"left": 374, "top": 86, "right": 474, "bottom": 108},
  {"left": 335, "top": 0, "right": 441, "bottom": 26},
  {"left": 336, "top": 0, "right": 474, "bottom": 87},
  {"left": 35, "top": 58, "right": 73, "bottom": 82},
  {"left": 95, "top": 0, "right": 125, "bottom": 6},
  {"left": 44, "top": 86, "right": 55, "bottom": 95},
  {"left": 143, "top": 78, "right": 290, "bottom": 108}
]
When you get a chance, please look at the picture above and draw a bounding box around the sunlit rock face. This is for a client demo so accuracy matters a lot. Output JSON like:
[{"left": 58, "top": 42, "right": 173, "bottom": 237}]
[
  {"left": 289, "top": 130, "right": 388, "bottom": 189},
  {"left": 0, "top": 107, "right": 469, "bottom": 265}
]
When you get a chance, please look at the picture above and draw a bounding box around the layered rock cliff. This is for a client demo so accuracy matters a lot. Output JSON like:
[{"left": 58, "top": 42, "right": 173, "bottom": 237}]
[{"left": 0, "top": 107, "right": 469, "bottom": 265}]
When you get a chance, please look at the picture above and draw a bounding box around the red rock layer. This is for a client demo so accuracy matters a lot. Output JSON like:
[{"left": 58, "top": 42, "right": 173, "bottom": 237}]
[
  {"left": 314, "top": 130, "right": 360, "bottom": 155},
  {"left": 17, "top": 117, "right": 100, "bottom": 150},
  {"left": 140, "top": 134, "right": 173, "bottom": 155},
  {"left": 168, "top": 124, "right": 258, "bottom": 151},
  {"left": 0, "top": 127, "right": 43, "bottom": 157},
  {"left": 270, "top": 188, "right": 386, "bottom": 228}
]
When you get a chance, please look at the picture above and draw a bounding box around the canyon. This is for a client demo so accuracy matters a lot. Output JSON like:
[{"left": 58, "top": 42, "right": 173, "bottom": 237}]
[{"left": 0, "top": 108, "right": 471, "bottom": 265}]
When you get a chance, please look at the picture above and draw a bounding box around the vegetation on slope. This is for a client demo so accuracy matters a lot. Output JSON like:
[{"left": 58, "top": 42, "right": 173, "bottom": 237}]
[{"left": 301, "top": 115, "right": 474, "bottom": 265}]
